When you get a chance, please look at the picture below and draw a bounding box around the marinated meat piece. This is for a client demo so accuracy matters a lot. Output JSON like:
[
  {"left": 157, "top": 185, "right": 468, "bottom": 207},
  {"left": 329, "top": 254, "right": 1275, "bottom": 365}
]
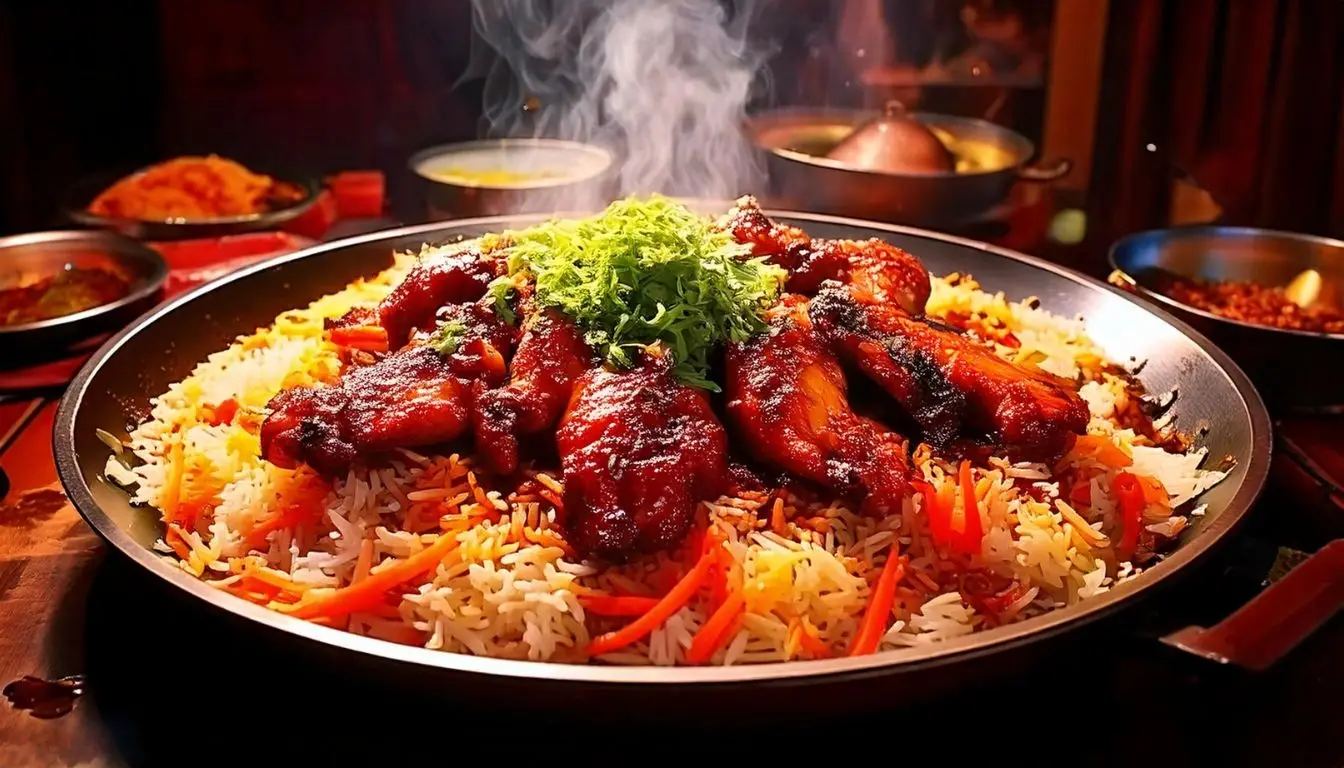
[
  {"left": 473, "top": 305, "right": 594, "bottom": 474},
  {"left": 377, "top": 245, "right": 497, "bottom": 345},
  {"left": 719, "top": 196, "right": 931, "bottom": 313},
  {"left": 557, "top": 350, "right": 728, "bottom": 562},
  {"left": 428, "top": 299, "right": 520, "bottom": 388},
  {"left": 810, "top": 283, "right": 1088, "bottom": 462},
  {"left": 725, "top": 294, "right": 911, "bottom": 514},
  {"left": 261, "top": 344, "right": 471, "bottom": 475}
]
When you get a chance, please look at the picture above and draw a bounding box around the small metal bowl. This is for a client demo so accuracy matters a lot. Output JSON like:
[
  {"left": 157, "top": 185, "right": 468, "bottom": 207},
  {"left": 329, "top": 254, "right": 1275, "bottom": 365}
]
[
  {"left": 1108, "top": 226, "right": 1344, "bottom": 414},
  {"left": 409, "top": 139, "right": 613, "bottom": 220},
  {"left": 0, "top": 230, "right": 168, "bottom": 363},
  {"left": 62, "top": 166, "right": 322, "bottom": 242},
  {"left": 747, "top": 107, "right": 1070, "bottom": 227}
]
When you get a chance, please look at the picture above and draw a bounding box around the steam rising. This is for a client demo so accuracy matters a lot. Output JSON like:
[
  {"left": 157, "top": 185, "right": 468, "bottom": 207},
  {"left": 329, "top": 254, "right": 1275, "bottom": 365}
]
[{"left": 465, "top": 0, "right": 770, "bottom": 208}]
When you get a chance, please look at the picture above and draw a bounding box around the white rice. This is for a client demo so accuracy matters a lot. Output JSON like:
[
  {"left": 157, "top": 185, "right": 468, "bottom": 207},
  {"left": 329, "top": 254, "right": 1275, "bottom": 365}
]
[{"left": 104, "top": 253, "right": 1233, "bottom": 665}]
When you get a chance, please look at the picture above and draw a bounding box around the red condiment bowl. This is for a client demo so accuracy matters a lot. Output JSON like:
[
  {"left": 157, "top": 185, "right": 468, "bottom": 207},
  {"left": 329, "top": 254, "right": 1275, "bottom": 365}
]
[{"left": 0, "top": 230, "right": 168, "bottom": 366}]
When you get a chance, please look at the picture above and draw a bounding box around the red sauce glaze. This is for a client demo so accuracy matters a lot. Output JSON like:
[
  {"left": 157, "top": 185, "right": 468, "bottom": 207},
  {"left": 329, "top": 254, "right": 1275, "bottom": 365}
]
[{"left": 556, "top": 351, "right": 728, "bottom": 562}]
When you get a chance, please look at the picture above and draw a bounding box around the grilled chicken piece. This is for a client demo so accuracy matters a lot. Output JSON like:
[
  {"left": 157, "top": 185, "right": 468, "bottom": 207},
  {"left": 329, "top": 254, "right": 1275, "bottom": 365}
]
[
  {"left": 261, "top": 344, "right": 472, "bottom": 476},
  {"left": 473, "top": 304, "right": 594, "bottom": 475},
  {"left": 377, "top": 244, "right": 497, "bottom": 346},
  {"left": 725, "top": 294, "right": 912, "bottom": 514},
  {"left": 556, "top": 350, "right": 728, "bottom": 562},
  {"left": 719, "top": 196, "right": 931, "bottom": 314},
  {"left": 263, "top": 296, "right": 517, "bottom": 476},
  {"left": 809, "top": 283, "right": 1089, "bottom": 462}
]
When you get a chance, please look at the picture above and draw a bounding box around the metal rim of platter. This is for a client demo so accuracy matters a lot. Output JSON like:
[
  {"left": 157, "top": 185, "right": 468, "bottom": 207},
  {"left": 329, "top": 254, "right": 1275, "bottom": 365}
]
[{"left": 52, "top": 206, "right": 1273, "bottom": 686}]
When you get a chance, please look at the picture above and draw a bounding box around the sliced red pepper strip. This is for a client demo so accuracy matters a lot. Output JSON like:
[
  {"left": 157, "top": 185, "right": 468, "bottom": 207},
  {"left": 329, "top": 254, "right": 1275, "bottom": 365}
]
[
  {"left": 954, "top": 460, "right": 984, "bottom": 556},
  {"left": 913, "top": 480, "right": 949, "bottom": 544},
  {"left": 1111, "top": 471, "right": 1146, "bottom": 560}
]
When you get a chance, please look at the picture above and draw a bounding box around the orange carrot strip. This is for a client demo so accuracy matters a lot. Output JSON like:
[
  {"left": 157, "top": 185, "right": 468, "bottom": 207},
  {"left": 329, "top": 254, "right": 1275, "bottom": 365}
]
[
  {"left": 160, "top": 440, "right": 185, "bottom": 524},
  {"left": 686, "top": 590, "right": 746, "bottom": 664},
  {"left": 281, "top": 534, "right": 460, "bottom": 621},
  {"left": 329, "top": 325, "right": 389, "bottom": 352},
  {"left": 586, "top": 550, "right": 716, "bottom": 657},
  {"left": 203, "top": 398, "right": 239, "bottom": 427},
  {"left": 164, "top": 526, "right": 192, "bottom": 560},
  {"left": 798, "top": 624, "right": 831, "bottom": 659},
  {"left": 956, "top": 460, "right": 984, "bottom": 556},
  {"left": 848, "top": 551, "right": 906, "bottom": 656},
  {"left": 1075, "top": 434, "right": 1133, "bottom": 468},
  {"left": 580, "top": 595, "right": 662, "bottom": 617}
]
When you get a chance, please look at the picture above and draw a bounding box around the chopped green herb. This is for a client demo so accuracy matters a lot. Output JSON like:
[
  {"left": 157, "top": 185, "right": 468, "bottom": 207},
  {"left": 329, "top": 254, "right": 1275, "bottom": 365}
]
[
  {"left": 429, "top": 319, "right": 467, "bottom": 357},
  {"left": 500, "top": 196, "right": 786, "bottom": 390},
  {"left": 485, "top": 275, "right": 518, "bottom": 326}
]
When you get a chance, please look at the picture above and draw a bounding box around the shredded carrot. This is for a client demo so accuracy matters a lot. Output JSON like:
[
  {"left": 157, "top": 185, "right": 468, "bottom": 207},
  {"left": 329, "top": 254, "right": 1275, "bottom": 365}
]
[
  {"left": 848, "top": 550, "right": 906, "bottom": 656},
  {"left": 1074, "top": 434, "right": 1133, "bottom": 468},
  {"left": 913, "top": 480, "right": 949, "bottom": 543},
  {"left": 686, "top": 590, "right": 746, "bottom": 664},
  {"left": 280, "top": 533, "right": 461, "bottom": 621},
  {"left": 770, "top": 497, "right": 788, "bottom": 536},
  {"left": 202, "top": 398, "right": 240, "bottom": 427},
  {"left": 329, "top": 325, "right": 389, "bottom": 352},
  {"left": 378, "top": 624, "right": 429, "bottom": 646},
  {"left": 580, "top": 594, "right": 662, "bottom": 616},
  {"left": 798, "top": 619, "right": 831, "bottom": 658},
  {"left": 1138, "top": 474, "right": 1169, "bottom": 506},
  {"left": 160, "top": 439, "right": 185, "bottom": 524},
  {"left": 955, "top": 460, "right": 985, "bottom": 556},
  {"left": 164, "top": 525, "right": 192, "bottom": 560},
  {"left": 244, "top": 502, "right": 321, "bottom": 550},
  {"left": 239, "top": 564, "right": 310, "bottom": 594},
  {"left": 586, "top": 549, "right": 717, "bottom": 657}
]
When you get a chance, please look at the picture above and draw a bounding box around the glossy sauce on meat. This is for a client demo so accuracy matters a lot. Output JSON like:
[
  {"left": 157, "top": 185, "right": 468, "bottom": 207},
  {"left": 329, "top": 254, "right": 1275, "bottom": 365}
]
[
  {"left": 377, "top": 245, "right": 496, "bottom": 345},
  {"left": 473, "top": 305, "right": 594, "bottom": 475},
  {"left": 556, "top": 352, "right": 728, "bottom": 562},
  {"left": 720, "top": 196, "right": 930, "bottom": 314},
  {"left": 726, "top": 294, "right": 911, "bottom": 514},
  {"left": 261, "top": 344, "right": 472, "bottom": 475},
  {"left": 811, "top": 282, "right": 1088, "bottom": 462}
]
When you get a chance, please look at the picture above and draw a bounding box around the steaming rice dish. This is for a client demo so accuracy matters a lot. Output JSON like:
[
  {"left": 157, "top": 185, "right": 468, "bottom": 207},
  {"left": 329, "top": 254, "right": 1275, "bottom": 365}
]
[{"left": 102, "top": 196, "right": 1230, "bottom": 666}]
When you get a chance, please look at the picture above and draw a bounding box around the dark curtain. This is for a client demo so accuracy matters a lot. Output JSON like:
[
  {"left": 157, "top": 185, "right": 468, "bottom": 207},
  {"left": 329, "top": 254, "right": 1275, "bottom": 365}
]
[{"left": 1086, "top": 0, "right": 1344, "bottom": 255}]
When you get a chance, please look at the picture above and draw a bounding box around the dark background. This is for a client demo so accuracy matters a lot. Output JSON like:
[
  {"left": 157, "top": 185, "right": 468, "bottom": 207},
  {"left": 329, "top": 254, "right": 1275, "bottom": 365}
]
[{"left": 4, "top": 0, "right": 1344, "bottom": 266}]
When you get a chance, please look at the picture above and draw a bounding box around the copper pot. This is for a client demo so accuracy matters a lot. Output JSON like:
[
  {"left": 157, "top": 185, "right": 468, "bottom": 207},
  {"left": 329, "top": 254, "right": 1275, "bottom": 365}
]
[{"left": 747, "top": 107, "right": 1070, "bottom": 227}]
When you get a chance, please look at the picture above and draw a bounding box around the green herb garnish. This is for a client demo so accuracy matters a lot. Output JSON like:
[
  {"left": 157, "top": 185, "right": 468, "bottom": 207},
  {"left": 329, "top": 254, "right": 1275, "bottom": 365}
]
[
  {"left": 429, "top": 319, "right": 467, "bottom": 356},
  {"left": 485, "top": 275, "right": 518, "bottom": 326},
  {"left": 501, "top": 196, "right": 786, "bottom": 390}
]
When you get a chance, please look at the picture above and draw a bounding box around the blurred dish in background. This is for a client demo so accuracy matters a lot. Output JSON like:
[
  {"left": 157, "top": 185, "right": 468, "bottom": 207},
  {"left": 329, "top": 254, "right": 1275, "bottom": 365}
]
[
  {"left": 0, "top": 230, "right": 167, "bottom": 365},
  {"left": 63, "top": 158, "right": 320, "bottom": 242},
  {"left": 87, "top": 155, "right": 306, "bottom": 221}
]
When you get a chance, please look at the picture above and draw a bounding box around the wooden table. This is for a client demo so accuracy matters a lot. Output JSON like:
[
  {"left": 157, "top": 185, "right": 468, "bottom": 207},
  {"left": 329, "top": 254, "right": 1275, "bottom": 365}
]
[{"left": 1, "top": 200, "right": 1341, "bottom": 767}]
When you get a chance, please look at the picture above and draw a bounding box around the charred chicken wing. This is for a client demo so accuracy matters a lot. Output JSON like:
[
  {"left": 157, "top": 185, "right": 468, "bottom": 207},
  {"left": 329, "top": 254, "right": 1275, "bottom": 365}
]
[
  {"left": 720, "top": 196, "right": 931, "bottom": 314},
  {"left": 377, "top": 245, "right": 497, "bottom": 346},
  {"left": 473, "top": 303, "right": 594, "bottom": 475},
  {"left": 810, "top": 283, "right": 1089, "bottom": 462},
  {"left": 261, "top": 344, "right": 472, "bottom": 476},
  {"left": 263, "top": 296, "right": 518, "bottom": 476},
  {"left": 726, "top": 294, "right": 912, "bottom": 514},
  {"left": 556, "top": 351, "right": 728, "bottom": 562}
]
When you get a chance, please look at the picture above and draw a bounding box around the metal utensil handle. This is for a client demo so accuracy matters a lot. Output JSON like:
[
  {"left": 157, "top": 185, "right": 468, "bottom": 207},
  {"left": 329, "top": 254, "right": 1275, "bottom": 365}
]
[
  {"left": 1018, "top": 158, "right": 1072, "bottom": 182},
  {"left": 1160, "top": 539, "right": 1344, "bottom": 671}
]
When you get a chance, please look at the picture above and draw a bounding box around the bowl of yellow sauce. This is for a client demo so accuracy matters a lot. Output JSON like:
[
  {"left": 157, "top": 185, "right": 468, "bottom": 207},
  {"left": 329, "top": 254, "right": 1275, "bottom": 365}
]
[{"left": 410, "top": 140, "right": 613, "bottom": 220}]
